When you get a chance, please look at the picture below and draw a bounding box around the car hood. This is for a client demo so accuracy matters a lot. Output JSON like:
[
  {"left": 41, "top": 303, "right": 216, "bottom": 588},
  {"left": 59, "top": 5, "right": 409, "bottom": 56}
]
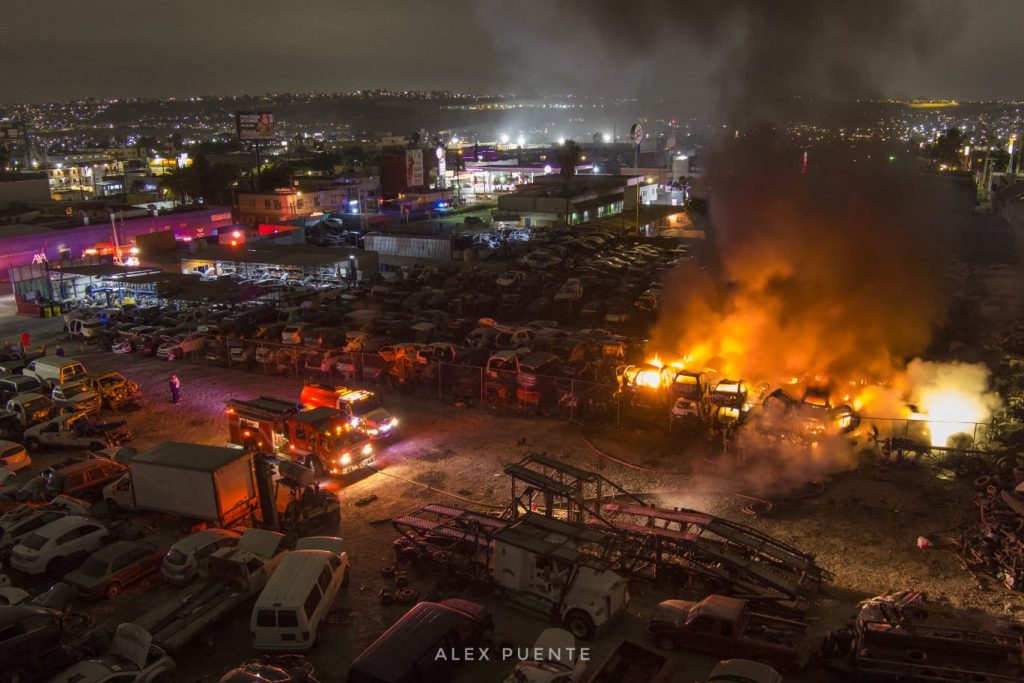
[{"left": 363, "top": 408, "right": 393, "bottom": 425}]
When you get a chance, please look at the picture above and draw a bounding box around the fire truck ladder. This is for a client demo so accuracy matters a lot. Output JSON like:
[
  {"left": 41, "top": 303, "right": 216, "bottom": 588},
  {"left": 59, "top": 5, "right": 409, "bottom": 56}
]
[
  {"left": 392, "top": 503, "right": 508, "bottom": 581},
  {"left": 600, "top": 503, "right": 833, "bottom": 601},
  {"left": 502, "top": 452, "right": 648, "bottom": 527}
]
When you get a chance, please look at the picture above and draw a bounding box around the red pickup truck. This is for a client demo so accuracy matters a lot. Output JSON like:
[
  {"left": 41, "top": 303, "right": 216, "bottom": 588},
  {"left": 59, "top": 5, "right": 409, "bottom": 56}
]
[{"left": 648, "top": 596, "right": 811, "bottom": 672}]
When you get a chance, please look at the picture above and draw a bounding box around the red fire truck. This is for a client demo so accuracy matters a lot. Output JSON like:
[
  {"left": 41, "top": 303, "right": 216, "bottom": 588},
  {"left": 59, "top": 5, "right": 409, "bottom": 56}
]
[{"left": 226, "top": 396, "right": 375, "bottom": 477}]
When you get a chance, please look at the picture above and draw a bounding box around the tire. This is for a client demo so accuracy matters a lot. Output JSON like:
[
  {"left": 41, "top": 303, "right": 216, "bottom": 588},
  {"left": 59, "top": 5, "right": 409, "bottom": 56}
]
[
  {"left": 105, "top": 582, "right": 122, "bottom": 600},
  {"left": 655, "top": 633, "right": 678, "bottom": 651},
  {"left": 395, "top": 587, "right": 419, "bottom": 605},
  {"left": 565, "top": 610, "right": 595, "bottom": 640}
]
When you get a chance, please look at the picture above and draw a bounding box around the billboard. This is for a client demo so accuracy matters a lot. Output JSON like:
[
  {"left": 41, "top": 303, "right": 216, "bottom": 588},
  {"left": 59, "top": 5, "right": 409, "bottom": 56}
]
[
  {"left": 236, "top": 111, "right": 275, "bottom": 141},
  {"left": 406, "top": 149, "right": 424, "bottom": 187},
  {"left": 435, "top": 146, "right": 446, "bottom": 177}
]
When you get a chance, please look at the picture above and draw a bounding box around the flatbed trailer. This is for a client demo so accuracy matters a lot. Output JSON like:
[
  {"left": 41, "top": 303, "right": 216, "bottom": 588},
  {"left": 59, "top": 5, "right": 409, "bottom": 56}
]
[{"left": 131, "top": 579, "right": 248, "bottom": 652}]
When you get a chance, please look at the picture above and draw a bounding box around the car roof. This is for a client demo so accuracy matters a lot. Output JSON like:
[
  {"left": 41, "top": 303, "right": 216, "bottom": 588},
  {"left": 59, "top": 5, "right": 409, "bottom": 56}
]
[
  {"left": 34, "top": 515, "right": 100, "bottom": 539},
  {"left": 86, "top": 539, "right": 149, "bottom": 562},
  {"left": 255, "top": 550, "right": 337, "bottom": 607}
]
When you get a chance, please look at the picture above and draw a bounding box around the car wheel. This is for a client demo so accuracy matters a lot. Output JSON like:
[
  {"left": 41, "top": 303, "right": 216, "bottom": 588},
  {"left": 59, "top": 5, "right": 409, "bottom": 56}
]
[
  {"left": 105, "top": 582, "right": 122, "bottom": 600},
  {"left": 565, "top": 610, "right": 595, "bottom": 640}
]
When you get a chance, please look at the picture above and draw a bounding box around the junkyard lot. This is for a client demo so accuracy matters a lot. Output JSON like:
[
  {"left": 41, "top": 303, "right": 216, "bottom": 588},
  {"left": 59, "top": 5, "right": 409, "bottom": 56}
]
[{"left": 3, "top": 309, "right": 1023, "bottom": 682}]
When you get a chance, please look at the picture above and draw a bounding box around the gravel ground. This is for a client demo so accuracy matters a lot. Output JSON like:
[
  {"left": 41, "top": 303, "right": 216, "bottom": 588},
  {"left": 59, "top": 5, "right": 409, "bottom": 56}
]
[{"left": 1, "top": 298, "right": 1021, "bottom": 683}]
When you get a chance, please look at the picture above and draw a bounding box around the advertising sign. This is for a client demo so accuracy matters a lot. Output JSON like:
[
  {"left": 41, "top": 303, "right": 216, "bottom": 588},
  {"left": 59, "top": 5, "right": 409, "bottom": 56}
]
[
  {"left": 236, "top": 111, "right": 275, "bottom": 141},
  {"left": 406, "top": 148, "right": 424, "bottom": 187},
  {"left": 435, "top": 146, "right": 447, "bottom": 176},
  {"left": 630, "top": 122, "right": 643, "bottom": 144}
]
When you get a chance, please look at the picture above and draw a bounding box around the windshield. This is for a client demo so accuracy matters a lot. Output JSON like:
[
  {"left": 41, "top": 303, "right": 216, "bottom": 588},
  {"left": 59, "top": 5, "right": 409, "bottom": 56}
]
[
  {"left": 78, "top": 556, "right": 108, "bottom": 577},
  {"left": 21, "top": 532, "right": 47, "bottom": 550},
  {"left": 99, "top": 375, "right": 124, "bottom": 386},
  {"left": 348, "top": 396, "right": 381, "bottom": 416},
  {"left": 63, "top": 385, "right": 86, "bottom": 398},
  {"left": 330, "top": 430, "right": 367, "bottom": 449}
]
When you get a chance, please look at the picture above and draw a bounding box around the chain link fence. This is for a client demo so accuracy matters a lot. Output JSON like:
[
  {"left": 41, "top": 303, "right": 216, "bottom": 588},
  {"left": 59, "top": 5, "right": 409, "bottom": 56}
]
[{"left": 162, "top": 333, "right": 998, "bottom": 450}]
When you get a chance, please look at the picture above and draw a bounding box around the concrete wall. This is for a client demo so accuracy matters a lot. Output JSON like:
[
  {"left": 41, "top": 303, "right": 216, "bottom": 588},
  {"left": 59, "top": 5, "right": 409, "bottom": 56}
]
[{"left": 0, "top": 179, "right": 51, "bottom": 208}]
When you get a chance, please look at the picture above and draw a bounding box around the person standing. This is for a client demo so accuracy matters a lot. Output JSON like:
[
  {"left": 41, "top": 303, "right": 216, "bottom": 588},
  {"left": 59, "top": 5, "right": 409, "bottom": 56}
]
[
  {"left": 20, "top": 331, "right": 29, "bottom": 354},
  {"left": 169, "top": 375, "right": 181, "bottom": 404},
  {"left": 55, "top": 346, "right": 65, "bottom": 357}
]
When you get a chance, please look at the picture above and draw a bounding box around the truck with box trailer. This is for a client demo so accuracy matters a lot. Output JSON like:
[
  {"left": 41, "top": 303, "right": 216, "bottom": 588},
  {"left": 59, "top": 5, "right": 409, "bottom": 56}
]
[{"left": 102, "top": 442, "right": 259, "bottom": 528}]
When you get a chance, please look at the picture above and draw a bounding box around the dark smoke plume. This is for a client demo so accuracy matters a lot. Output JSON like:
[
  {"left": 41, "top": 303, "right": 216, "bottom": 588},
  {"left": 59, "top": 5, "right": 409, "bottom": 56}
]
[
  {"left": 476, "top": 0, "right": 960, "bottom": 121},
  {"left": 650, "top": 135, "right": 947, "bottom": 386}
]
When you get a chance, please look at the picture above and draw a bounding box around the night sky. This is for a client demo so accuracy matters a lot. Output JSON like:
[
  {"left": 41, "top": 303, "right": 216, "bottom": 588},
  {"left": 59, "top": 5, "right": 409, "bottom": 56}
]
[{"left": 2, "top": 0, "right": 1022, "bottom": 104}]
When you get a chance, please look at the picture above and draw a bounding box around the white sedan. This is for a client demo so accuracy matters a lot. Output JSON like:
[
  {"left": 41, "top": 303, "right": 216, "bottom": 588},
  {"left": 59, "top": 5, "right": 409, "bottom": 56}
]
[{"left": 9, "top": 515, "right": 108, "bottom": 575}]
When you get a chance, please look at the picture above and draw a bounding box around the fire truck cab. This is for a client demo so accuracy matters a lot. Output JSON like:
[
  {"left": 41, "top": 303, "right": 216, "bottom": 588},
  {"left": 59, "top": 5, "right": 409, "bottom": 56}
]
[
  {"left": 299, "top": 384, "right": 398, "bottom": 438},
  {"left": 226, "top": 396, "right": 375, "bottom": 477}
]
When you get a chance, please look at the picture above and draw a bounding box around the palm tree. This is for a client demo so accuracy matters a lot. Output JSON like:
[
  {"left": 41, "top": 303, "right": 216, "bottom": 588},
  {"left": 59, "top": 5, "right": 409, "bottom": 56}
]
[
  {"left": 157, "top": 166, "right": 200, "bottom": 206},
  {"left": 555, "top": 140, "right": 583, "bottom": 225}
]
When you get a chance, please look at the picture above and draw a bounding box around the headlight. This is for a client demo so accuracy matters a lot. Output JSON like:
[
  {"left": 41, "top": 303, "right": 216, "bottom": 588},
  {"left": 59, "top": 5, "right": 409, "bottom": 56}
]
[
  {"left": 348, "top": 417, "right": 360, "bottom": 428},
  {"left": 362, "top": 444, "right": 372, "bottom": 456},
  {"left": 339, "top": 452, "right": 351, "bottom": 466}
]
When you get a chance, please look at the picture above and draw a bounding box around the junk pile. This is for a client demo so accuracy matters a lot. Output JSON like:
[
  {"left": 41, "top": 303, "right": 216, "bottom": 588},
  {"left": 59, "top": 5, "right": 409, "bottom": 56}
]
[{"left": 955, "top": 463, "right": 1024, "bottom": 590}]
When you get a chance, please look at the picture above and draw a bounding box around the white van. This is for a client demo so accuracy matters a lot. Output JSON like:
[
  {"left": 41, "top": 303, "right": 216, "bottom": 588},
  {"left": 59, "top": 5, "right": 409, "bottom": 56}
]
[
  {"left": 25, "top": 356, "right": 88, "bottom": 387},
  {"left": 250, "top": 537, "right": 348, "bottom": 651}
]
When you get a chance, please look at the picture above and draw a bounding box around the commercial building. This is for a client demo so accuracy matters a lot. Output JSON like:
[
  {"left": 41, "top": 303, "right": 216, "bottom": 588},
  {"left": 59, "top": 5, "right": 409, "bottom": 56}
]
[
  {"left": 0, "top": 206, "right": 236, "bottom": 283},
  {"left": 233, "top": 176, "right": 381, "bottom": 227},
  {"left": 494, "top": 175, "right": 657, "bottom": 228}
]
